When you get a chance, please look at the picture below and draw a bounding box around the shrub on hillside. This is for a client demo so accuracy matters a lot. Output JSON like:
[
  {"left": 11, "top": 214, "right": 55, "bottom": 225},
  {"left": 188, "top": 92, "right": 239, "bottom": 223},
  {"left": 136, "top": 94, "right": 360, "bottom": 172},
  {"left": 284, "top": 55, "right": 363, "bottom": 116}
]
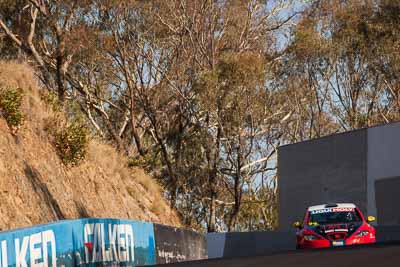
[
  {"left": 0, "top": 86, "right": 24, "bottom": 132},
  {"left": 128, "top": 149, "right": 162, "bottom": 171},
  {"left": 53, "top": 120, "right": 89, "bottom": 166},
  {"left": 40, "top": 90, "right": 62, "bottom": 112}
]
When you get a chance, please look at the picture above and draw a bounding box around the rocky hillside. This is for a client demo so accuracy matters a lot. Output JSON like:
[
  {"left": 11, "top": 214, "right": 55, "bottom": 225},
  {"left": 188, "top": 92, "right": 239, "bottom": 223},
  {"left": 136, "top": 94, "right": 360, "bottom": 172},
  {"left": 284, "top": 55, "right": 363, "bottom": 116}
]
[{"left": 0, "top": 61, "right": 180, "bottom": 231}]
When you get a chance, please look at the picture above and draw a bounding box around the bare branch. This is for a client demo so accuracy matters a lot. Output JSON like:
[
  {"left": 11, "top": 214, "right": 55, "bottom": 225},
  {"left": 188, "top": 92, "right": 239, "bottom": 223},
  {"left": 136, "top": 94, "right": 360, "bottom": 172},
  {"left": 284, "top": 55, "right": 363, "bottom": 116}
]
[{"left": 0, "top": 18, "right": 22, "bottom": 47}]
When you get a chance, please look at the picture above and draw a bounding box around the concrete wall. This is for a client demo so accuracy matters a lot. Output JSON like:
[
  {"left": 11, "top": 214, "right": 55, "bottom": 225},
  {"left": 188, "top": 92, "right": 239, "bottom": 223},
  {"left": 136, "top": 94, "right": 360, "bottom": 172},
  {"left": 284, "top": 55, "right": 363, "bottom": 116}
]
[
  {"left": 278, "top": 122, "right": 400, "bottom": 229},
  {"left": 206, "top": 233, "right": 226, "bottom": 259},
  {"left": 376, "top": 226, "right": 400, "bottom": 242},
  {"left": 278, "top": 129, "right": 368, "bottom": 230},
  {"left": 154, "top": 224, "right": 207, "bottom": 264},
  {"left": 375, "top": 177, "right": 400, "bottom": 225},
  {"left": 367, "top": 122, "right": 400, "bottom": 223},
  {"left": 207, "top": 231, "right": 296, "bottom": 259}
]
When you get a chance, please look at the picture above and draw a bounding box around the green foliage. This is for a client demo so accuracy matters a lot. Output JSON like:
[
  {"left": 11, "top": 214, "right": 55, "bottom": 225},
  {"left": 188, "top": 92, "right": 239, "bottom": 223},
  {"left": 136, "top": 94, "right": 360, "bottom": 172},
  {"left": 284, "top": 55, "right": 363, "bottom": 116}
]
[
  {"left": 40, "top": 90, "right": 62, "bottom": 112},
  {"left": 235, "top": 188, "right": 279, "bottom": 231},
  {"left": 0, "top": 86, "right": 24, "bottom": 131},
  {"left": 217, "top": 52, "right": 265, "bottom": 85},
  {"left": 53, "top": 120, "right": 89, "bottom": 166},
  {"left": 128, "top": 148, "right": 162, "bottom": 171}
]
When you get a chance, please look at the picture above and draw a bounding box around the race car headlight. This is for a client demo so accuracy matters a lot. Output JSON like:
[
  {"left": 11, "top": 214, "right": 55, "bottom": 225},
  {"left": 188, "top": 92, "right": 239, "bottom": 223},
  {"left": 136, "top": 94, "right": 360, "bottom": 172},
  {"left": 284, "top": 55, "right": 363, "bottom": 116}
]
[
  {"left": 304, "top": 234, "right": 320, "bottom": 241},
  {"left": 354, "top": 230, "right": 369, "bottom": 237}
]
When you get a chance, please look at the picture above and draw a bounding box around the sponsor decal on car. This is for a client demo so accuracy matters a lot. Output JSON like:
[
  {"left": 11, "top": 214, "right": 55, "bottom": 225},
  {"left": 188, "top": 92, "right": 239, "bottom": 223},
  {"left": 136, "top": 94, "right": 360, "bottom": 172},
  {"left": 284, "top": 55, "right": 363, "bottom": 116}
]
[
  {"left": 332, "top": 241, "right": 344, "bottom": 246},
  {"left": 310, "top": 207, "right": 354, "bottom": 214},
  {"left": 324, "top": 228, "right": 349, "bottom": 233}
]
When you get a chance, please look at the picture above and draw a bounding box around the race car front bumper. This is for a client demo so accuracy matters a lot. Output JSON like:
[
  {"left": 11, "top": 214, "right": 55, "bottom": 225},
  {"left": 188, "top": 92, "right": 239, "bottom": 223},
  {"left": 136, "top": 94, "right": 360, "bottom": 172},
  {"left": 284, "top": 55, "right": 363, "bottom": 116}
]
[{"left": 298, "top": 235, "right": 376, "bottom": 249}]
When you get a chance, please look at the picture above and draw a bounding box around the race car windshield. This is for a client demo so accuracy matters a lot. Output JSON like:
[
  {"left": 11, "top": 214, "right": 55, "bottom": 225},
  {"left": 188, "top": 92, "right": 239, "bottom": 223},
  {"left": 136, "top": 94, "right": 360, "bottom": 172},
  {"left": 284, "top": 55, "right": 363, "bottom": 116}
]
[{"left": 308, "top": 209, "right": 362, "bottom": 225}]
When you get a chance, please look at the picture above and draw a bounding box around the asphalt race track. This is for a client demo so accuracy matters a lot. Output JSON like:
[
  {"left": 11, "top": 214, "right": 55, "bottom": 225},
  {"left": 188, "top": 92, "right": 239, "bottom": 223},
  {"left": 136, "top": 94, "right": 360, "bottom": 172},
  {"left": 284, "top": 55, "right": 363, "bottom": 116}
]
[{"left": 150, "top": 242, "right": 400, "bottom": 267}]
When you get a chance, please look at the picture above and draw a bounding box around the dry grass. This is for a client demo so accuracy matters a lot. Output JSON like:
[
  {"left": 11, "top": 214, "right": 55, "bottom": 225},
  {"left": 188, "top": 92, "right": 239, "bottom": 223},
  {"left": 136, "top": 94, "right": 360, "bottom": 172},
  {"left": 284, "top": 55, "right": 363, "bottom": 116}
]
[
  {"left": 0, "top": 61, "right": 181, "bottom": 230},
  {"left": 0, "top": 61, "right": 38, "bottom": 93},
  {"left": 127, "top": 186, "right": 137, "bottom": 198},
  {"left": 86, "top": 142, "right": 161, "bottom": 197},
  {"left": 86, "top": 140, "right": 127, "bottom": 174},
  {"left": 150, "top": 199, "right": 165, "bottom": 216},
  {"left": 132, "top": 167, "right": 158, "bottom": 193}
]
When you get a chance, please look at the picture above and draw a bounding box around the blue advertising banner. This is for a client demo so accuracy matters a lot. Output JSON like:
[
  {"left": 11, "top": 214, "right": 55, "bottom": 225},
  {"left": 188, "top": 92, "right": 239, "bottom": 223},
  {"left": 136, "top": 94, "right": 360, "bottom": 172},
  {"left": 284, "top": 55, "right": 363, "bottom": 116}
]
[{"left": 0, "top": 218, "right": 156, "bottom": 267}]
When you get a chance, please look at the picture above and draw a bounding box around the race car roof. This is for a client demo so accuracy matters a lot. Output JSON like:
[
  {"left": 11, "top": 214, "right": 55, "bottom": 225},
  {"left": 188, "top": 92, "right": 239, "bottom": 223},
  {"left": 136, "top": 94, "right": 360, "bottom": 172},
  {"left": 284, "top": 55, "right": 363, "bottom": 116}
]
[{"left": 308, "top": 203, "right": 356, "bottom": 211}]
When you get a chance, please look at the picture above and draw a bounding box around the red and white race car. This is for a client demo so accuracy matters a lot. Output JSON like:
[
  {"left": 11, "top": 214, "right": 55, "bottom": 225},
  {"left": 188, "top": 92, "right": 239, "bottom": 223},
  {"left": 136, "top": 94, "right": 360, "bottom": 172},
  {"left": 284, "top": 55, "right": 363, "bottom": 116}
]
[{"left": 293, "top": 203, "right": 376, "bottom": 249}]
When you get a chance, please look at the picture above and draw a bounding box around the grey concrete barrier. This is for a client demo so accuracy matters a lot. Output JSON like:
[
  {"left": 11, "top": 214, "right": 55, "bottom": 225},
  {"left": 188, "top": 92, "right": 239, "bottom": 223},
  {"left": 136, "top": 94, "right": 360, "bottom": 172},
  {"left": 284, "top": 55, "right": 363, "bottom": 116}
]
[
  {"left": 154, "top": 224, "right": 207, "bottom": 264},
  {"left": 207, "top": 226, "right": 400, "bottom": 259},
  {"left": 206, "top": 232, "right": 226, "bottom": 259},
  {"left": 207, "top": 231, "right": 296, "bottom": 259},
  {"left": 153, "top": 243, "right": 400, "bottom": 267},
  {"left": 376, "top": 226, "right": 400, "bottom": 243}
]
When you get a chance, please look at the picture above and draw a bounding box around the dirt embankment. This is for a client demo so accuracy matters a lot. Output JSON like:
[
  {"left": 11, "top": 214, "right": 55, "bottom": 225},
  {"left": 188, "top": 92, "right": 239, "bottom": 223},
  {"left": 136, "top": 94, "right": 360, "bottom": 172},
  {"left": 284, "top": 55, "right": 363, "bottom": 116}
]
[{"left": 0, "top": 61, "right": 180, "bottom": 231}]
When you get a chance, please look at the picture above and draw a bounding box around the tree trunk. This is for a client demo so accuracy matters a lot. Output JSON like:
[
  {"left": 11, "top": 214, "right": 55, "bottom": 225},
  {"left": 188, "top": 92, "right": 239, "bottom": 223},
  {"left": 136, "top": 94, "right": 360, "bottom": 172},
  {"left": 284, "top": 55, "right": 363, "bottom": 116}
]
[
  {"left": 207, "top": 190, "right": 217, "bottom": 232},
  {"left": 130, "top": 104, "right": 145, "bottom": 156}
]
